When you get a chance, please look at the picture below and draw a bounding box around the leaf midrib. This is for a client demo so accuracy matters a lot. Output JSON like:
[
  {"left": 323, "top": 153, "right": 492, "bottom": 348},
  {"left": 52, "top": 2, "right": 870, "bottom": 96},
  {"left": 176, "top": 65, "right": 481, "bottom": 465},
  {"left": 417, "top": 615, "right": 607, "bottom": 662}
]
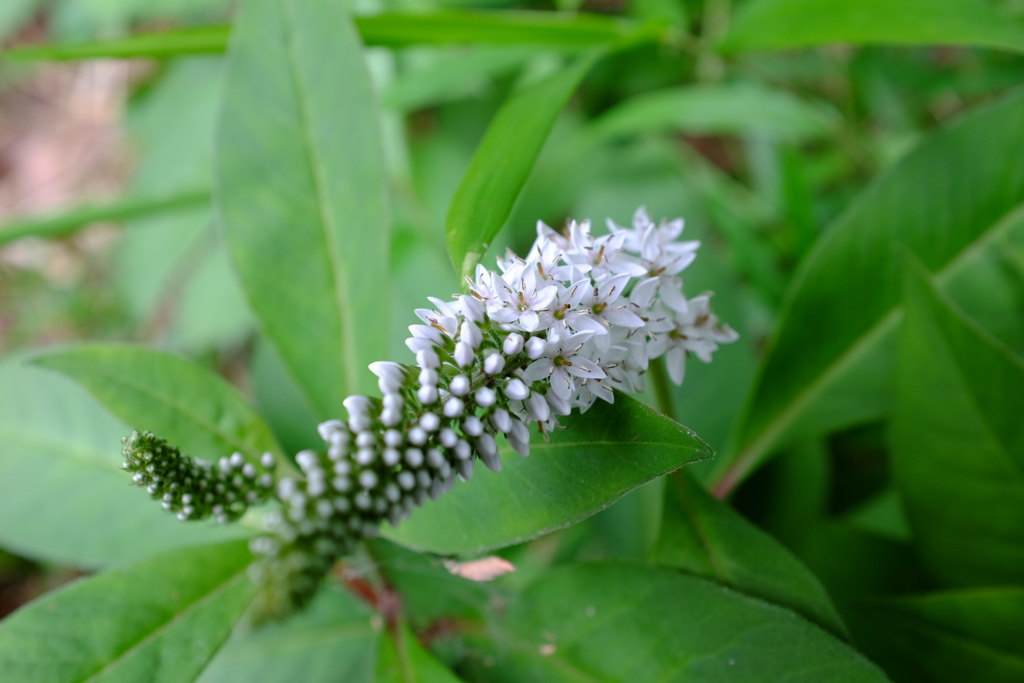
[
  {"left": 280, "top": 0, "right": 357, "bottom": 402},
  {"left": 716, "top": 197, "right": 1024, "bottom": 494}
]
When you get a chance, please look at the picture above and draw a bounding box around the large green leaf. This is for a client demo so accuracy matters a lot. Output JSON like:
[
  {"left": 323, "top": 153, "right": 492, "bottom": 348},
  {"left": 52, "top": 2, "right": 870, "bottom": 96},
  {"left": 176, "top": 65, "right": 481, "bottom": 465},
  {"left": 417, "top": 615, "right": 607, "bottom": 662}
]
[
  {"left": 445, "top": 51, "right": 601, "bottom": 278},
  {"left": 377, "top": 622, "right": 465, "bottom": 683},
  {"left": 0, "top": 190, "right": 209, "bottom": 246},
  {"left": 33, "top": 345, "right": 281, "bottom": 466},
  {"left": 0, "top": 540, "right": 255, "bottom": 683},
  {"left": 385, "top": 394, "right": 712, "bottom": 554},
  {"left": 847, "top": 589, "right": 1024, "bottom": 683},
  {"left": 710, "top": 89, "right": 1024, "bottom": 496},
  {"left": 216, "top": 0, "right": 390, "bottom": 413},
  {"left": 0, "top": 356, "right": 244, "bottom": 568},
  {"left": 196, "top": 586, "right": 379, "bottom": 683},
  {"left": 4, "top": 11, "right": 635, "bottom": 60},
  {"left": 722, "top": 0, "right": 1024, "bottom": 54},
  {"left": 368, "top": 539, "right": 490, "bottom": 628},
  {"left": 590, "top": 82, "right": 836, "bottom": 142},
  {"left": 652, "top": 471, "right": 848, "bottom": 639},
  {"left": 891, "top": 265, "right": 1024, "bottom": 587},
  {"left": 481, "top": 563, "right": 888, "bottom": 682}
]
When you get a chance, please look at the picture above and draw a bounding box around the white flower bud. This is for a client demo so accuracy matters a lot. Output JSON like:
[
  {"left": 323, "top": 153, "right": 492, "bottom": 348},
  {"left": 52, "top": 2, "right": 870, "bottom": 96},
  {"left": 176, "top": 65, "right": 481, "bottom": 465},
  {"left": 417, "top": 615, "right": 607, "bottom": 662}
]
[
  {"left": 484, "top": 352, "right": 505, "bottom": 375},
  {"left": 504, "top": 378, "right": 530, "bottom": 401},
  {"left": 526, "top": 392, "right": 551, "bottom": 421},
  {"left": 383, "top": 393, "right": 403, "bottom": 411},
  {"left": 261, "top": 452, "right": 276, "bottom": 468},
  {"left": 450, "top": 374, "right": 471, "bottom": 396},
  {"left": 359, "top": 471, "right": 378, "bottom": 489},
  {"left": 316, "top": 420, "right": 345, "bottom": 442},
  {"left": 454, "top": 439, "right": 471, "bottom": 460},
  {"left": 444, "top": 397, "right": 465, "bottom": 418},
  {"left": 454, "top": 341, "right": 474, "bottom": 368},
  {"left": 356, "top": 432, "right": 376, "bottom": 448},
  {"left": 504, "top": 333, "right": 524, "bottom": 355},
  {"left": 349, "top": 414, "right": 371, "bottom": 432},
  {"left": 382, "top": 448, "right": 401, "bottom": 467},
  {"left": 417, "top": 384, "right": 438, "bottom": 404},
  {"left": 408, "top": 427, "right": 427, "bottom": 446},
  {"left": 474, "top": 387, "right": 496, "bottom": 407},
  {"left": 490, "top": 408, "right": 512, "bottom": 433},
  {"left": 525, "top": 336, "right": 547, "bottom": 359},
  {"left": 296, "top": 451, "right": 318, "bottom": 472},
  {"left": 420, "top": 412, "right": 441, "bottom": 432},
  {"left": 384, "top": 429, "right": 403, "bottom": 447},
  {"left": 397, "top": 471, "right": 416, "bottom": 490},
  {"left": 416, "top": 349, "right": 440, "bottom": 368},
  {"left": 426, "top": 449, "right": 446, "bottom": 469},
  {"left": 439, "top": 428, "right": 458, "bottom": 448},
  {"left": 462, "top": 415, "right": 483, "bottom": 436},
  {"left": 356, "top": 448, "right": 375, "bottom": 466},
  {"left": 405, "top": 448, "right": 424, "bottom": 467},
  {"left": 381, "top": 407, "right": 401, "bottom": 426},
  {"left": 457, "top": 458, "right": 475, "bottom": 482}
]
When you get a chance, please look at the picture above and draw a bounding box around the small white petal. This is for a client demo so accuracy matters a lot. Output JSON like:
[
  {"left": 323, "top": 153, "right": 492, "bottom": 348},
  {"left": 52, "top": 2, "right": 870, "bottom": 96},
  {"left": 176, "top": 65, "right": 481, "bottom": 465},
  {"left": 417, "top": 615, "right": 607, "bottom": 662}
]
[{"left": 484, "top": 352, "right": 506, "bottom": 374}]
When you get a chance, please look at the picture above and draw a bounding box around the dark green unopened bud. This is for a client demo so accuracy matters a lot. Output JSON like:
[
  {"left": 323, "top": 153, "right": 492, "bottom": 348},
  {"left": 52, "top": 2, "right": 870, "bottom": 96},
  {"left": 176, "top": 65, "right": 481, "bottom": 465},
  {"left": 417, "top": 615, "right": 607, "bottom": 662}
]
[{"left": 122, "top": 430, "right": 276, "bottom": 523}]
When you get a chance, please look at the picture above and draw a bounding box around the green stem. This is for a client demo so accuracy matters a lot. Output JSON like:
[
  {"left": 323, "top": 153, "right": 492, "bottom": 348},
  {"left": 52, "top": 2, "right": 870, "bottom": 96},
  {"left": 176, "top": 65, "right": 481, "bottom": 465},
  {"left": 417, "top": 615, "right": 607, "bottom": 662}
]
[{"left": 649, "top": 356, "right": 677, "bottom": 419}]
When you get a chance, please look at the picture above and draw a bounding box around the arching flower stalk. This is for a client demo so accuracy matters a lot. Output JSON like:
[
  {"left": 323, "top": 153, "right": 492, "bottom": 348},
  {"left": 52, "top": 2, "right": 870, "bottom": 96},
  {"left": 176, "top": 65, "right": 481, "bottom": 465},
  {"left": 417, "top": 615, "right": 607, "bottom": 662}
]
[{"left": 122, "top": 208, "right": 738, "bottom": 620}]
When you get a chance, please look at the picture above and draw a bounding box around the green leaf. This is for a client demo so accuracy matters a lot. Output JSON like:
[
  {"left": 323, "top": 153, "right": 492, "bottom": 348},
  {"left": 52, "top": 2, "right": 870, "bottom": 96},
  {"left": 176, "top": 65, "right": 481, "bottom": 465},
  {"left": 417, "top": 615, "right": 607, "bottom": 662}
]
[
  {"left": 4, "top": 11, "right": 635, "bottom": 60},
  {"left": 481, "top": 563, "right": 888, "bottom": 682},
  {"left": 216, "top": 0, "right": 390, "bottom": 413},
  {"left": 445, "top": 51, "right": 601, "bottom": 278},
  {"left": 652, "top": 471, "right": 848, "bottom": 639},
  {"left": 0, "top": 355, "right": 244, "bottom": 568},
  {"left": 385, "top": 394, "right": 712, "bottom": 554},
  {"left": 377, "top": 622, "right": 465, "bottom": 683},
  {"left": 723, "top": 0, "right": 1024, "bottom": 54},
  {"left": 891, "top": 263, "right": 1024, "bottom": 587},
  {"left": 0, "top": 190, "right": 210, "bottom": 246},
  {"left": 0, "top": 540, "right": 255, "bottom": 683},
  {"left": 33, "top": 345, "right": 282, "bottom": 465},
  {"left": 847, "top": 588, "right": 1024, "bottom": 683},
  {"left": 590, "top": 83, "right": 836, "bottom": 142},
  {"left": 196, "top": 586, "right": 380, "bottom": 683},
  {"left": 382, "top": 46, "right": 539, "bottom": 113},
  {"left": 368, "top": 539, "right": 490, "bottom": 627},
  {"left": 710, "top": 89, "right": 1024, "bottom": 496}
]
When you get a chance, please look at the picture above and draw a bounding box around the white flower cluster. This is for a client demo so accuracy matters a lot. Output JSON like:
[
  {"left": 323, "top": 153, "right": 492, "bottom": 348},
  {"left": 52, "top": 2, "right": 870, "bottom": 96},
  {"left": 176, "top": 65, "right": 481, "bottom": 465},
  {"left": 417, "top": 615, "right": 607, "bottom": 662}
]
[{"left": 247, "top": 208, "right": 737, "bottom": 618}]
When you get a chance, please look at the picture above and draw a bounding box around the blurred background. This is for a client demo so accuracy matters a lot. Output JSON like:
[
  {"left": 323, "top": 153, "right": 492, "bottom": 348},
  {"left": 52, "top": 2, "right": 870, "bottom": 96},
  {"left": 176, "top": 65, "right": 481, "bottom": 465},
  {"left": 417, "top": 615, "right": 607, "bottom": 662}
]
[{"left": 2, "top": 0, "right": 1024, "bottom": 619}]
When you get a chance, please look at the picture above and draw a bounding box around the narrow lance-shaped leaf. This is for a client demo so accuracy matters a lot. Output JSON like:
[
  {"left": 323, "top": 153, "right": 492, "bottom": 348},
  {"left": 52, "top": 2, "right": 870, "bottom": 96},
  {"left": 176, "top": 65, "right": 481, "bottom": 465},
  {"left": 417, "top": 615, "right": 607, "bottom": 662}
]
[
  {"left": 722, "top": 0, "right": 1024, "bottom": 54},
  {"left": 385, "top": 394, "right": 713, "bottom": 554},
  {"left": 33, "top": 345, "right": 282, "bottom": 466},
  {"left": 4, "top": 11, "right": 637, "bottom": 61},
  {"left": 0, "top": 189, "right": 209, "bottom": 246},
  {"left": 446, "top": 50, "right": 602, "bottom": 279},
  {"left": 0, "top": 356, "right": 245, "bottom": 569},
  {"left": 891, "top": 261, "right": 1024, "bottom": 587},
  {"left": 710, "top": 88, "right": 1024, "bottom": 497},
  {"left": 216, "top": 0, "right": 390, "bottom": 415},
  {"left": 652, "top": 470, "right": 848, "bottom": 640},
  {"left": 590, "top": 82, "right": 836, "bottom": 142},
  {"left": 481, "top": 563, "right": 888, "bottom": 682},
  {"left": 0, "top": 541, "right": 255, "bottom": 683}
]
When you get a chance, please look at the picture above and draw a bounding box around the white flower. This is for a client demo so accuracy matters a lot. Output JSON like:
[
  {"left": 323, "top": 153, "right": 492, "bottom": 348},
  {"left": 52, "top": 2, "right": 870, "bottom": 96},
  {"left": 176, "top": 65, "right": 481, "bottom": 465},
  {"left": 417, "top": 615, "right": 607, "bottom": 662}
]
[
  {"left": 522, "top": 331, "right": 606, "bottom": 399},
  {"left": 487, "top": 267, "right": 558, "bottom": 332}
]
